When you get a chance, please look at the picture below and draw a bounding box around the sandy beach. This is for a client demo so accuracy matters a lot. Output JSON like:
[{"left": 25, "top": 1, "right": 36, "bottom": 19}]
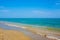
[
  {"left": 0, "top": 22, "right": 60, "bottom": 40},
  {"left": 0, "top": 28, "right": 31, "bottom": 40}
]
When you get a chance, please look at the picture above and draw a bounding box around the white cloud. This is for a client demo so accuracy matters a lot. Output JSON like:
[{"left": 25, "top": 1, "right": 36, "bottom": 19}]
[
  {"left": 0, "top": 10, "right": 9, "bottom": 12},
  {"left": 32, "top": 10, "right": 51, "bottom": 15},
  {"left": 32, "top": 10, "right": 54, "bottom": 17},
  {"left": 31, "top": 10, "right": 59, "bottom": 18},
  {"left": 0, "top": 6, "right": 9, "bottom": 12},
  {"left": 32, "top": 10, "right": 44, "bottom": 13}
]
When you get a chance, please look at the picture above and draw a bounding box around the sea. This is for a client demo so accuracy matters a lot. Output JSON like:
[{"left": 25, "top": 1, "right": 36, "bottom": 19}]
[{"left": 0, "top": 18, "right": 60, "bottom": 31}]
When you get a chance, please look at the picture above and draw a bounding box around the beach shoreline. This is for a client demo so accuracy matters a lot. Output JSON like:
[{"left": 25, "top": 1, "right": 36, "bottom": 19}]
[{"left": 0, "top": 21, "right": 60, "bottom": 40}]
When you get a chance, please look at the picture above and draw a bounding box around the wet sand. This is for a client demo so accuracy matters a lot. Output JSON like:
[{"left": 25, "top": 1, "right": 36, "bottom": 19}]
[
  {"left": 25, "top": 27, "right": 60, "bottom": 39},
  {"left": 0, "top": 22, "right": 60, "bottom": 40}
]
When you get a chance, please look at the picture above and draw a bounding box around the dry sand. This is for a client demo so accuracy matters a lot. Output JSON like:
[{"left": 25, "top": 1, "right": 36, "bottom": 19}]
[
  {"left": 0, "top": 22, "right": 60, "bottom": 40},
  {"left": 0, "top": 28, "right": 31, "bottom": 40}
]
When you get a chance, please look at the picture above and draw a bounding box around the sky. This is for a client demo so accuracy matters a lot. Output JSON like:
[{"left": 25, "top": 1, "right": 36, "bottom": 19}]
[{"left": 0, "top": 0, "right": 60, "bottom": 18}]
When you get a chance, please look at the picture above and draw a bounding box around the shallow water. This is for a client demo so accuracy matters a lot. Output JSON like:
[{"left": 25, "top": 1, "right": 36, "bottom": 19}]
[
  {"left": 0, "top": 18, "right": 60, "bottom": 28},
  {"left": 0, "top": 23, "right": 49, "bottom": 40}
]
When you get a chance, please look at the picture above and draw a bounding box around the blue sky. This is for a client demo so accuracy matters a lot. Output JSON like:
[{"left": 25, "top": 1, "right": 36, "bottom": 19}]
[{"left": 0, "top": 0, "right": 60, "bottom": 18}]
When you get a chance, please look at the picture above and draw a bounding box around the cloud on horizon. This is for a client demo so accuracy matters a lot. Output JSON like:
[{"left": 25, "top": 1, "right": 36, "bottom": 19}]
[{"left": 32, "top": 10, "right": 51, "bottom": 15}]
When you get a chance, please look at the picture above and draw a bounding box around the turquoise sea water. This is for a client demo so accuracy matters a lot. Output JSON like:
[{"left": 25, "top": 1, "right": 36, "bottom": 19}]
[{"left": 0, "top": 18, "right": 60, "bottom": 28}]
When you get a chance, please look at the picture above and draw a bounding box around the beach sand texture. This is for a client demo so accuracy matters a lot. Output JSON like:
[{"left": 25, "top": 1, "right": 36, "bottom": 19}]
[
  {"left": 0, "top": 22, "right": 60, "bottom": 40},
  {"left": 0, "top": 29, "right": 31, "bottom": 40}
]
